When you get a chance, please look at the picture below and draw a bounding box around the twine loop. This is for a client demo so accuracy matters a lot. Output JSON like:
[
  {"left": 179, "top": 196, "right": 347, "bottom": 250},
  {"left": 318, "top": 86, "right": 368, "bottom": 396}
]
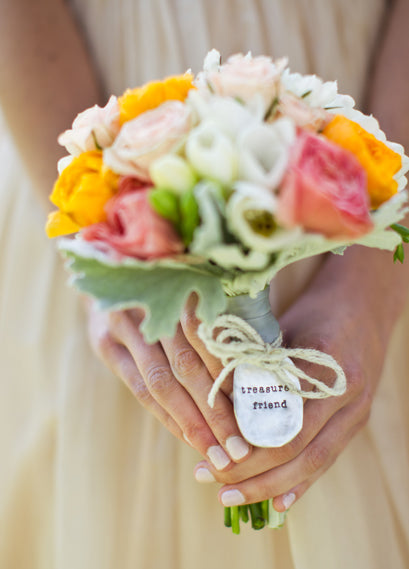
[{"left": 197, "top": 314, "right": 347, "bottom": 407}]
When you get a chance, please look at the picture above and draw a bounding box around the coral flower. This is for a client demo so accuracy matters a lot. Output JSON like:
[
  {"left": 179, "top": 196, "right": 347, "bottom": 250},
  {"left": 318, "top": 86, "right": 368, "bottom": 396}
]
[
  {"left": 322, "top": 115, "right": 402, "bottom": 209},
  {"left": 46, "top": 151, "right": 119, "bottom": 238},
  {"left": 118, "top": 73, "right": 195, "bottom": 124}
]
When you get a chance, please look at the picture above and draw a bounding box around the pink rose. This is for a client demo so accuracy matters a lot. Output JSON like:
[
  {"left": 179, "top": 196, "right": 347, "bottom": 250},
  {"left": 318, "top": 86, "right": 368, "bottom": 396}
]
[
  {"left": 82, "top": 178, "right": 184, "bottom": 259},
  {"left": 204, "top": 53, "right": 286, "bottom": 108},
  {"left": 103, "top": 101, "right": 193, "bottom": 181},
  {"left": 58, "top": 96, "right": 120, "bottom": 155},
  {"left": 277, "top": 129, "right": 373, "bottom": 239},
  {"left": 276, "top": 93, "right": 332, "bottom": 132}
]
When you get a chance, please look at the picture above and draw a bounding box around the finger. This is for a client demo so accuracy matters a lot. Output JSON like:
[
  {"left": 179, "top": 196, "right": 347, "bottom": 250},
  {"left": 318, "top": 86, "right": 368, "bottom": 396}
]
[
  {"left": 109, "top": 310, "right": 232, "bottom": 468},
  {"left": 94, "top": 327, "right": 183, "bottom": 440},
  {"left": 214, "top": 397, "right": 369, "bottom": 508},
  {"left": 161, "top": 323, "right": 252, "bottom": 463},
  {"left": 180, "top": 295, "right": 232, "bottom": 390}
]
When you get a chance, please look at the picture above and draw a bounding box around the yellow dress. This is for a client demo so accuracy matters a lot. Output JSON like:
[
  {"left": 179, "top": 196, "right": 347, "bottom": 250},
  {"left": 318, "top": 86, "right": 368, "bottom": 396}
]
[{"left": 1, "top": 1, "right": 408, "bottom": 567}]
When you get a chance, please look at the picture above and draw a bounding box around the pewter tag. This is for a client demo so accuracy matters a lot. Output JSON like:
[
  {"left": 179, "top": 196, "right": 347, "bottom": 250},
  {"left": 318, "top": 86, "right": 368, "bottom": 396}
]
[{"left": 233, "top": 361, "right": 303, "bottom": 448}]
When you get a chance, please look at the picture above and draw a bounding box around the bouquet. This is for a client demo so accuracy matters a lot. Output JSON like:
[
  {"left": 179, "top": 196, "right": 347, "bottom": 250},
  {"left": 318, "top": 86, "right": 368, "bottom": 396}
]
[{"left": 46, "top": 50, "right": 409, "bottom": 533}]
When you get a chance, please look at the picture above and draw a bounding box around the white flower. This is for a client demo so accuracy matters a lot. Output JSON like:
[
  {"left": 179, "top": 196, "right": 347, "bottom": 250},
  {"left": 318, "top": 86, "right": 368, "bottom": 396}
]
[
  {"left": 237, "top": 118, "right": 295, "bottom": 188},
  {"left": 187, "top": 90, "right": 264, "bottom": 140},
  {"left": 281, "top": 69, "right": 355, "bottom": 111},
  {"left": 227, "top": 182, "right": 302, "bottom": 252},
  {"left": 149, "top": 154, "right": 197, "bottom": 194},
  {"left": 58, "top": 95, "right": 120, "bottom": 155},
  {"left": 185, "top": 121, "right": 238, "bottom": 185},
  {"left": 203, "top": 49, "right": 222, "bottom": 73}
]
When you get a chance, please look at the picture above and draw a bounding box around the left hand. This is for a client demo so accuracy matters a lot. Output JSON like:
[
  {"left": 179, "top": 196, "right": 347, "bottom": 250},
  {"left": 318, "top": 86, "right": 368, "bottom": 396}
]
[{"left": 189, "top": 266, "right": 390, "bottom": 511}]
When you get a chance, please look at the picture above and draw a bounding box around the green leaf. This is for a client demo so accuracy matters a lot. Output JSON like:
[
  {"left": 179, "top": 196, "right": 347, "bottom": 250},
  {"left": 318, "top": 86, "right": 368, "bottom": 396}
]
[
  {"left": 61, "top": 245, "right": 227, "bottom": 344},
  {"left": 391, "top": 223, "right": 409, "bottom": 243},
  {"left": 179, "top": 189, "right": 200, "bottom": 246},
  {"left": 149, "top": 188, "right": 180, "bottom": 225},
  {"left": 394, "top": 243, "right": 405, "bottom": 264}
]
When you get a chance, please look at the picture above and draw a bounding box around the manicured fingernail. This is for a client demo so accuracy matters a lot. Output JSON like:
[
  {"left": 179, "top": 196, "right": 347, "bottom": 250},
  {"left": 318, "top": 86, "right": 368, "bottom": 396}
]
[
  {"left": 221, "top": 489, "right": 245, "bottom": 507},
  {"left": 207, "top": 445, "right": 231, "bottom": 470},
  {"left": 195, "top": 467, "right": 216, "bottom": 483},
  {"left": 226, "top": 436, "right": 250, "bottom": 461},
  {"left": 282, "top": 492, "right": 296, "bottom": 510}
]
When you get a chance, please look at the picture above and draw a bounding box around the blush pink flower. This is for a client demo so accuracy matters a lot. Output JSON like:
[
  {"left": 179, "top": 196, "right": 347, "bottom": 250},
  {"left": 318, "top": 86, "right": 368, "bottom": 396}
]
[
  {"left": 276, "top": 92, "right": 332, "bottom": 132},
  {"left": 82, "top": 178, "right": 184, "bottom": 260},
  {"left": 277, "top": 129, "right": 373, "bottom": 239},
  {"left": 103, "top": 100, "right": 193, "bottom": 181},
  {"left": 204, "top": 53, "right": 286, "bottom": 108},
  {"left": 58, "top": 96, "right": 120, "bottom": 155}
]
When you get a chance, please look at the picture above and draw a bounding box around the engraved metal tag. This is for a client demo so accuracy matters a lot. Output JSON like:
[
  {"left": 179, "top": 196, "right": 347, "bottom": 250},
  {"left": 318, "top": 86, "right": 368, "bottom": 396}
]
[
  {"left": 226, "top": 289, "right": 304, "bottom": 448},
  {"left": 233, "top": 361, "right": 303, "bottom": 447}
]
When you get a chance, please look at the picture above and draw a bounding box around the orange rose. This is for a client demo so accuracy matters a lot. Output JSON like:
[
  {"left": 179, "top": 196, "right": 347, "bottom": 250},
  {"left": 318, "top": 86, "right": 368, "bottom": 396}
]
[
  {"left": 118, "top": 73, "right": 194, "bottom": 124},
  {"left": 46, "top": 151, "right": 119, "bottom": 238},
  {"left": 322, "top": 115, "right": 402, "bottom": 209}
]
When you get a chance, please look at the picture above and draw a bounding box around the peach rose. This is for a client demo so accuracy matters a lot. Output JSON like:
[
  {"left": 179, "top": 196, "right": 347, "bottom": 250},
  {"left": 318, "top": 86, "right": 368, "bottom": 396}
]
[
  {"left": 58, "top": 96, "right": 120, "bottom": 155},
  {"left": 203, "top": 52, "right": 286, "bottom": 108},
  {"left": 277, "top": 129, "right": 373, "bottom": 239},
  {"left": 103, "top": 100, "right": 193, "bottom": 181},
  {"left": 81, "top": 178, "right": 184, "bottom": 260}
]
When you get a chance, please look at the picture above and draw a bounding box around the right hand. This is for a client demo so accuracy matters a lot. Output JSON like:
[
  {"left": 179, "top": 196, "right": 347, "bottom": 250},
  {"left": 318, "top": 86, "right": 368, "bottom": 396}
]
[{"left": 85, "top": 297, "right": 252, "bottom": 471}]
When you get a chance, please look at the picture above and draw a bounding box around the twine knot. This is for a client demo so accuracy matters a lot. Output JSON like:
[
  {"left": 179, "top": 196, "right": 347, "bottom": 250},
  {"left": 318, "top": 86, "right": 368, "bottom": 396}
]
[{"left": 197, "top": 314, "right": 347, "bottom": 407}]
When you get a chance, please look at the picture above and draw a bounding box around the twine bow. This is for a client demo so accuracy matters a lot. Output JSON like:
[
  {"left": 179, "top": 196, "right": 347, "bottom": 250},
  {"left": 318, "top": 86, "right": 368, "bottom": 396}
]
[{"left": 198, "top": 314, "right": 347, "bottom": 408}]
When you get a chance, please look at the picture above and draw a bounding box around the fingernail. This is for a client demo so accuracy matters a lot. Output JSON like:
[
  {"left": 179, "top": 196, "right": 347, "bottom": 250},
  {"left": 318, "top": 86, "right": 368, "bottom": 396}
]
[
  {"left": 282, "top": 492, "right": 296, "bottom": 510},
  {"left": 207, "top": 445, "right": 231, "bottom": 470},
  {"left": 221, "top": 489, "right": 245, "bottom": 507},
  {"left": 183, "top": 433, "right": 192, "bottom": 446},
  {"left": 195, "top": 467, "right": 216, "bottom": 483},
  {"left": 226, "top": 436, "right": 250, "bottom": 461}
]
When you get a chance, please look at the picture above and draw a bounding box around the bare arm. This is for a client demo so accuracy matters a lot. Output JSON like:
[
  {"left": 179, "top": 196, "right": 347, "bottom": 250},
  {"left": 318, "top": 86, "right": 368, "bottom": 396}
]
[{"left": 0, "top": 0, "right": 103, "bottom": 208}]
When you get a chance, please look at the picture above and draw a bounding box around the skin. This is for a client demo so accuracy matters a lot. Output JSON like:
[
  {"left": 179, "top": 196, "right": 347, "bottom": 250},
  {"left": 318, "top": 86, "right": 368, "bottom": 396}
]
[{"left": 1, "top": 0, "right": 409, "bottom": 514}]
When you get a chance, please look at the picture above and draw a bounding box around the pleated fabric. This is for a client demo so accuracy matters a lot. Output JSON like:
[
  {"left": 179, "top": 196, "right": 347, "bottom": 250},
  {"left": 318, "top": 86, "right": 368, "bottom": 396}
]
[{"left": 1, "top": 1, "right": 409, "bottom": 568}]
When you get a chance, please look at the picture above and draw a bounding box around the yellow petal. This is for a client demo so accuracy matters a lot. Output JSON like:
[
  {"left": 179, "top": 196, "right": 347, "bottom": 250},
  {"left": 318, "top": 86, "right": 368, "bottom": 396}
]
[{"left": 45, "top": 210, "right": 81, "bottom": 238}]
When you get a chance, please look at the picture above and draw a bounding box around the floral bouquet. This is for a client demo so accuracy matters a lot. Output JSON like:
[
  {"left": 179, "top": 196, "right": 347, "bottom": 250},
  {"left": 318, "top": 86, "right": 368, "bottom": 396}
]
[{"left": 46, "top": 50, "right": 409, "bottom": 533}]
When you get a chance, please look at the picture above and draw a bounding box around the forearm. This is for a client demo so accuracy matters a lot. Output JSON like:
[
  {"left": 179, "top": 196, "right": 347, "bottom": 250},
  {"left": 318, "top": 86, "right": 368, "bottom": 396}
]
[{"left": 0, "top": 0, "right": 103, "bottom": 207}]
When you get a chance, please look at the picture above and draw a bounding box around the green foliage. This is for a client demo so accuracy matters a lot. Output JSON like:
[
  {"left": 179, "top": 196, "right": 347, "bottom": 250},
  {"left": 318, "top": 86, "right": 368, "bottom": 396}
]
[{"left": 61, "top": 246, "right": 227, "bottom": 343}]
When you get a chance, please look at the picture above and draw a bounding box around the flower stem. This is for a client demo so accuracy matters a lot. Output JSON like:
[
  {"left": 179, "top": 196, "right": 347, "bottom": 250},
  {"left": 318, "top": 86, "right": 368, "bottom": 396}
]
[
  {"left": 224, "top": 506, "right": 232, "bottom": 528},
  {"left": 231, "top": 506, "right": 241, "bottom": 534}
]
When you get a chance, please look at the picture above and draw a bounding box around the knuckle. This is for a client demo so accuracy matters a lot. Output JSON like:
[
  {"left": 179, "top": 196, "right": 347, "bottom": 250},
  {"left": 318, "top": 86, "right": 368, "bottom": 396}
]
[
  {"left": 128, "top": 375, "right": 151, "bottom": 405},
  {"left": 180, "top": 308, "right": 199, "bottom": 338},
  {"left": 172, "top": 347, "right": 202, "bottom": 381},
  {"left": 145, "top": 365, "right": 175, "bottom": 397},
  {"left": 305, "top": 442, "right": 330, "bottom": 474},
  {"left": 345, "top": 364, "right": 366, "bottom": 399},
  {"left": 183, "top": 422, "right": 212, "bottom": 448}
]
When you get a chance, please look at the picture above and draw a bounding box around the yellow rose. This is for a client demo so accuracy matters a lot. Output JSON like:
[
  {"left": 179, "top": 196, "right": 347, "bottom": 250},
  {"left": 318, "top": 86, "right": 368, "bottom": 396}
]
[
  {"left": 46, "top": 151, "right": 119, "bottom": 238},
  {"left": 118, "top": 73, "right": 194, "bottom": 124},
  {"left": 322, "top": 115, "right": 402, "bottom": 209}
]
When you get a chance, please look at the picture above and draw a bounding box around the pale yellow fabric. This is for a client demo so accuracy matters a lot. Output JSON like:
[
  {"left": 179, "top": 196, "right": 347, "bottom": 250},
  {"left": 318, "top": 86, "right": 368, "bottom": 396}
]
[{"left": 1, "top": 1, "right": 408, "bottom": 568}]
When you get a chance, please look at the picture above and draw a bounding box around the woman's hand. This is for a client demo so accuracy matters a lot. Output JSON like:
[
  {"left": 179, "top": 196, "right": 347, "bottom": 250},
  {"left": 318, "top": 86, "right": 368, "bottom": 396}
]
[
  {"left": 193, "top": 246, "right": 406, "bottom": 511},
  {"left": 85, "top": 296, "right": 252, "bottom": 471}
]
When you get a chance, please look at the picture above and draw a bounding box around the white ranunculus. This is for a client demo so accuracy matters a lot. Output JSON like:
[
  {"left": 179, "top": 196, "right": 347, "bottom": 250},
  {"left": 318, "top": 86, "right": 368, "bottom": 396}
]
[
  {"left": 185, "top": 121, "right": 238, "bottom": 185},
  {"left": 149, "top": 154, "right": 197, "bottom": 194},
  {"left": 227, "top": 182, "right": 302, "bottom": 253},
  {"left": 237, "top": 118, "right": 295, "bottom": 188}
]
